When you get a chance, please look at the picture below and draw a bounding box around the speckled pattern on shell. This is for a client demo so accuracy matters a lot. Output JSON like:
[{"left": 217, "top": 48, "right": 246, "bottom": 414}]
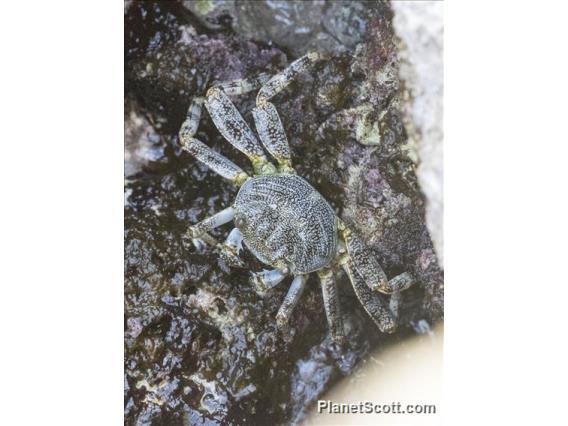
[{"left": 234, "top": 174, "right": 337, "bottom": 274}]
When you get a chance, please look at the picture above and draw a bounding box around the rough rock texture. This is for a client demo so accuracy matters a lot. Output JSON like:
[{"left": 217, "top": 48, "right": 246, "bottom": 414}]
[
  {"left": 125, "top": 1, "right": 443, "bottom": 425},
  {"left": 392, "top": 1, "right": 444, "bottom": 264},
  {"left": 183, "top": 0, "right": 371, "bottom": 56}
]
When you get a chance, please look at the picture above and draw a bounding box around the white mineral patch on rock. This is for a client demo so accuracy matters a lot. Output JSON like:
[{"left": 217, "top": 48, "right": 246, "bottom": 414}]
[{"left": 124, "top": 109, "right": 164, "bottom": 177}]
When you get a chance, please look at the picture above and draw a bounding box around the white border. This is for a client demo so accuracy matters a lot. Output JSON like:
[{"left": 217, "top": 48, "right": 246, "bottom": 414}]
[
  {"left": 445, "top": 1, "right": 568, "bottom": 424},
  {"left": 1, "top": 1, "right": 123, "bottom": 424}
]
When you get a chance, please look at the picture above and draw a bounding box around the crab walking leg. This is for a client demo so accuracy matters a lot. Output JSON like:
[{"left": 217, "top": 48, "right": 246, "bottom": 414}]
[
  {"left": 218, "top": 227, "right": 246, "bottom": 268},
  {"left": 252, "top": 52, "right": 324, "bottom": 172},
  {"left": 318, "top": 268, "right": 346, "bottom": 344},
  {"left": 252, "top": 102, "right": 293, "bottom": 173},
  {"left": 251, "top": 268, "right": 288, "bottom": 294},
  {"left": 276, "top": 274, "right": 308, "bottom": 327},
  {"left": 212, "top": 73, "right": 271, "bottom": 96},
  {"left": 183, "top": 96, "right": 205, "bottom": 135},
  {"left": 205, "top": 87, "right": 276, "bottom": 175},
  {"left": 388, "top": 272, "right": 414, "bottom": 294},
  {"left": 256, "top": 52, "right": 324, "bottom": 103},
  {"left": 339, "top": 222, "right": 414, "bottom": 294},
  {"left": 342, "top": 261, "right": 397, "bottom": 334},
  {"left": 179, "top": 98, "right": 249, "bottom": 185},
  {"left": 188, "top": 207, "right": 235, "bottom": 240},
  {"left": 389, "top": 290, "right": 402, "bottom": 322},
  {"left": 224, "top": 227, "right": 243, "bottom": 247},
  {"left": 180, "top": 136, "right": 249, "bottom": 185}
]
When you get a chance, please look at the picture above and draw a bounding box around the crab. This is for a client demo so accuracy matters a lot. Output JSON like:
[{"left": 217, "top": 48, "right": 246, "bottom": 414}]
[{"left": 179, "top": 52, "right": 415, "bottom": 343}]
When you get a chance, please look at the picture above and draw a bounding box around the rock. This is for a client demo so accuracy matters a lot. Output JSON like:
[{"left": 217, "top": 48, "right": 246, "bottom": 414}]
[
  {"left": 124, "top": 99, "right": 167, "bottom": 177},
  {"left": 126, "top": 0, "right": 286, "bottom": 134},
  {"left": 183, "top": 0, "right": 375, "bottom": 56},
  {"left": 182, "top": 0, "right": 236, "bottom": 31},
  {"left": 392, "top": 1, "right": 444, "bottom": 264},
  {"left": 125, "top": 1, "right": 443, "bottom": 424}
]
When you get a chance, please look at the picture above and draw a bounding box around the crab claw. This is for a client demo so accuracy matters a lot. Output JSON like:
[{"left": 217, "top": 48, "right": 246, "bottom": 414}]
[
  {"left": 250, "top": 269, "right": 288, "bottom": 296},
  {"left": 218, "top": 243, "right": 246, "bottom": 268},
  {"left": 217, "top": 228, "right": 246, "bottom": 268}
]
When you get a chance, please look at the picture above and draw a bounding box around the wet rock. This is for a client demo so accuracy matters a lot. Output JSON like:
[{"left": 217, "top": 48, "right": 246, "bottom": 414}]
[
  {"left": 181, "top": 0, "right": 236, "bottom": 31},
  {"left": 125, "top": 99, "right": 167, "bottom": 177},
  {"left": 183, "top": 0, "right": 376, "bottom": 56},
  {"left": 322, "top": 0, "right": 370, "bottom": 49},
  {"left": 125, "top": 1, "right": 443, "bottom": 425},
  {"left": 126, "top": 0, "right": 285, "bottom": 134}
]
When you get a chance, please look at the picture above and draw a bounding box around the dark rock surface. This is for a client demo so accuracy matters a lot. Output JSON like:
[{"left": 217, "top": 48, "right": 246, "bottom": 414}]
[
  {"left": 125, "top": 1, "right": 443, "bottom": 424},
  {"left": 182, "top": 0, "right": 370, "bottom": 56}
]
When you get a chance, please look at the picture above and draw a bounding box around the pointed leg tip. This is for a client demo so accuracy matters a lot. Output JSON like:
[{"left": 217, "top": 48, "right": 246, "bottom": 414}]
[
  {"left": 191, "top": 238, "right": 207, "bottom": 252},
  {"left": 382, "top": 321, "right": 398, "bottom": 334},
  {"left": 331, "top": 334, "right": 347, "bottom": 347},
  {"left": 219, "top": 246, "right": 246, "bottom": 268},
  {"left": 250, "top": 272, "right": 271, "bottom": 297},
  {"left": 276, "top": 313, "right": 288, "bottom": 329},
  {"left": 308, "top": 51, "right": 322, "bottom": 61}
]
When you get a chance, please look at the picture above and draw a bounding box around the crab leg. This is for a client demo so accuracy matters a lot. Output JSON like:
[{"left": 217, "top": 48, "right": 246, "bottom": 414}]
[
  {"left": 318, "top": 268, "right": 346, "bottom": 344},
  {"left": 219, "top": 228, "right": 246, "bottom": 268},
  {"left": 187, "top": 207, "right": 235, "bottom": 248},
  {"left": 179, "top": 97, "right": 249, "bottom": 185},
  {"left": 252, "top": 102, "right": 293, "bottom": 173},
  {"left": 276, "top": 274, "right": 308, "bottom": 327},
  {"left": 256, "top": 52, "right": 324, "bottom": 103},
  {"left": 251, "top": 268, "right": 288, "bottom": 295},
  {"left": 212, "top": 73, "right": 271, "bottom": 96},
  {"left": 339, "top": 222, "right": 414, "bottom": 294},
  {"left": 389, "top": 290, "right": 403, "bottom": 322},
  {"left": 205, "top": 86, "right": 276, "bottom": 175},
  {"left": 387, "top": 273, "right": 414, "bottom": 321},
  {"left": 252, "top": 52, "right": 324, "bottom": 172},
  {"left": 342, "top": 261, "right": 397, "bottom": 334}
]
